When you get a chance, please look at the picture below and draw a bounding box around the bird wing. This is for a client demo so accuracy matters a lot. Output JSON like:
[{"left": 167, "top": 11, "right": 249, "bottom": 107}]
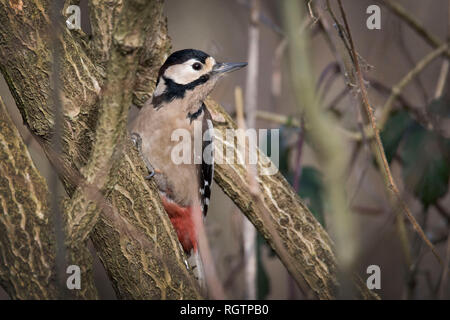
[{"left": 198, "top": 103, "right": 214, "bottom": 216}]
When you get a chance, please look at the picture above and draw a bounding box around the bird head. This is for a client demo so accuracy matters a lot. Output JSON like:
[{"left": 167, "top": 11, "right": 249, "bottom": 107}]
[{"left": 152, "top": 49, "right": 247, "bottom": 109}]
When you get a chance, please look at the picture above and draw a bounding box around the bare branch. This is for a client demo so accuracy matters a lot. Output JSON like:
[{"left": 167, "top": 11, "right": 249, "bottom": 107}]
[
  {"left": 379, "top": 44, "right": 449, "bottom": 130},
  {"left": 335, "top": 0, "right": 442, "bottom": 265},
  {"left": 379, "top": 0, "right": 450, "bottom": 59}
]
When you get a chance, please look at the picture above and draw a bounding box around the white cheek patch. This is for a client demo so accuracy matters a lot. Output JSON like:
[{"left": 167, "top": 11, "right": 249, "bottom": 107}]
[
  {"left": 164, "top": 57, "right": 215, "bottom": 85},
  {"left": 153, "top": 77, "right": 167, "bottom": 96}
]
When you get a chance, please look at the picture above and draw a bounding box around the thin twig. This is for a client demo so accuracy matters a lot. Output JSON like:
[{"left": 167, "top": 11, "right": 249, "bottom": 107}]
[
  {"left": 234, "top": 85, "right": 319, "bottom": 299},
  {"left": 326, "top": 87, "right": 350, "bottom": 112},
  {"left": 395, "top": 22, "right": 429, "bottom": 103},
  {"left": 292, "top": 119, "right": 305, "bottom": 192},
  {"left": 379, "top": 44, "right": 449, "bottom": 130},
  {"left": 434, "top": 59, "right": 449, "bottom": 99},
  {"left": 317, "top": 62, "right": 341, "bottom": 99},
  {"left": 379, "top": 0, "right": 450, "bottom": 59},
  {"left": 435, "top": 202, "right": 450, "bottom": 224},
  {"left": 336, "top": 0, "right": 442, "bottom": 265},
  {"left": 235, "top": 85, "right": 258, "bottom": 299},
  {"left": 435, "top": 6, "right": 450, "bottom": 99},
  {"left": 245, "top": 0, "right": 261, "bottom": 196},
  {"left": 235, "top": 0, "right": 284, "bottom": 36},
  {"left": 368, "top": 78, "right": 447, "bottom": 137},
  {"left": 242, "top": 0, "right": 260, "bottom": 299},
  {"left": 255, "top": 110, "right": 371, "bottom": 141}
]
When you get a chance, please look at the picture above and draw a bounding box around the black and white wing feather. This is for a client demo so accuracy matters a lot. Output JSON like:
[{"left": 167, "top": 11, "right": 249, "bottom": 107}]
[{"left": 198, "top": 104, "right": 214, "bottom": 215}]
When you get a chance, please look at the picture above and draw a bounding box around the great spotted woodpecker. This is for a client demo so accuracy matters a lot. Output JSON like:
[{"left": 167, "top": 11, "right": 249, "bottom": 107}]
[{"left": 130, "top": 49, "right": 246, "bottom": 257}]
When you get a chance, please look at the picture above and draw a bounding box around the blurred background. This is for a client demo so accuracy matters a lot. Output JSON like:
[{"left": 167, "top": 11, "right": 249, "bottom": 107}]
[{"left": 0, "top": 0, "right": 449, "bottom": 299}]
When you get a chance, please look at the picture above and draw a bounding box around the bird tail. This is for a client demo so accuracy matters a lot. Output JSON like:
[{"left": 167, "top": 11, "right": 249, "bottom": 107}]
[{"left": 188, "top": 250, "right": 207, "bottom": 295}]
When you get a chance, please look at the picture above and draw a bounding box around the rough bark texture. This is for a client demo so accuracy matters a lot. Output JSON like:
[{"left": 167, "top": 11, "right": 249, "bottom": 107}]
[
  {"left": 63, "top": 0, "right": 169, "bottom": 299},
  {"left": 0, "top": 0, "right": 377, "bottom": 300},
  {"left": 0, "top": 97, "right": 58, "bottom": 299},
  {"left": 209, "top": 96, "right": 338, "bottom": 299},
  {"left": 206, "top": 99, "right": 377, "bottom": 300},
  {"left": 0, "top": 0, "right": 201, "bottom": 299}
]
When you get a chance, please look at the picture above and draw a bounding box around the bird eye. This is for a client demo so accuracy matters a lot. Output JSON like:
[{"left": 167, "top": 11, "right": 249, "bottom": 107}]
[{"left": 192, "top": 62, "right": 202, "bottom": 71}]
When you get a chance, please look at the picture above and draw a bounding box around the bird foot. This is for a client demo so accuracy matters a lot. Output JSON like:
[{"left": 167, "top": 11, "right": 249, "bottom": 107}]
[{"left": 131, "top": 132, "right": 155, "bottom": 179}]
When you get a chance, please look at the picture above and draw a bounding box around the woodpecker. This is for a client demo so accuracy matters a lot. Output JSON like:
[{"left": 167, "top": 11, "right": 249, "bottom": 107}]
[{"left": 130, "top": 49, "right": 246, "bottom": 257}]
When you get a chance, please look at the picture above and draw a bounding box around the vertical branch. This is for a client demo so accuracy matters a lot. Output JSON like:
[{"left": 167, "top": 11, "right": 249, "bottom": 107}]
[
  {"left": 434, "top": 2, "right": 450, "bottom": 99},
  {"left": 434, "top": 59, "right": 449, "bottom": 99},
  {"left": 235, "top": 86, "right": 257, "bottom": 299},
  {"left": 292, "top": 119, "right": 305, "bottom": 192},
  {"left": 245, "top": 0, "right": 260, "bottom": 133},
  {"left": 243, "top": 0, "right": 260, "bottom": 300},
  {"left": 49, "top": 1, "right": 68, "bottom": 298},
  {"left": 193, "top": 204, "right": 226, "bottom": 299},
  {"left": 283, "top": 0, "right": 358, "bottom": 298},
  {"left": 64, "top": 0, "right": 177, "bottom": 299}
]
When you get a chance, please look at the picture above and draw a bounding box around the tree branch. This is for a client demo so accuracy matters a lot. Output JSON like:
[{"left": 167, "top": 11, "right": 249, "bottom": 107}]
[
  {"left": 0, "top": 0, "right": 379, "bottom": 300},
  {"left": 66, "top": 0, "right": 160, "bottom": 262},
  {"left": 335, "top": 0, "right": 442, "bottom": 265},
  {"left": 379, "top": 0, "right": 450, "bottom": 59},
  {"left": 0, "top": 0, "right": 201, "bottom": 299},
  {"left": 63, "top": 0, "right": 169, "bottom": 299},
  {"left": 0, "top": 96, "right": 58, "bottom": 299},
  {"left": 378, "top": 44, "right": 449, "bottom": 130},
  {"left": 206, "top": 98, "right": 378, "bottom": 299}
]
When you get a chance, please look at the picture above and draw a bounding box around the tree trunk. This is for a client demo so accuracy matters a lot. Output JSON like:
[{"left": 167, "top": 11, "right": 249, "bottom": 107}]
[
  {"left": 0, "top": 0, "right": 377, "bottom": 299},
  {"left": 0, "top": 0, "right": 201, "bottom": 300}
]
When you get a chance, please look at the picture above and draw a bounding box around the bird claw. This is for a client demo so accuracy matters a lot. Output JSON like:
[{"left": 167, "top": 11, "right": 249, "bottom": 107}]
[
  {"left": 130, "top": 132, "right": 141, "bottom": 147},
  {"left": 145, "top": 172, "right": 154, "bottom": 180},
  {"left": 131, "top": 132, "right": 155, "bottom": 180}
]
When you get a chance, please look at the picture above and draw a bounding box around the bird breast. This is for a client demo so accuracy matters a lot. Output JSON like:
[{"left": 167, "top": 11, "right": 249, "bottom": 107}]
[{"left": 130, "top": 99, "right": 203, "bottom": 207}]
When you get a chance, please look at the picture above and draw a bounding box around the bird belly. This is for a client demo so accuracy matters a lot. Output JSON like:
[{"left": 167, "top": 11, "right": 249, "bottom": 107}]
[{"left": 131, "top": 103, "right": 202, "bottom": 207}]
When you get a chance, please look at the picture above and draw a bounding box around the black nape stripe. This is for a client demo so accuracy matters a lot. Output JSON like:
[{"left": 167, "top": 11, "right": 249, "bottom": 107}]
[{"left": 152, "top": 75, "right": 210, "bottom": 109}]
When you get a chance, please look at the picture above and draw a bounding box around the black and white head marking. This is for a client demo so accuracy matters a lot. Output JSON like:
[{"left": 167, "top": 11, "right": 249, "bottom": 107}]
[{"left": 152, "top": 49, "right": 216, "bottom": 109}]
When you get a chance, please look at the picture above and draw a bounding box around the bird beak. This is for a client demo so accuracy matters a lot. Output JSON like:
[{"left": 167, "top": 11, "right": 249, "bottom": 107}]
[{"left": 212, "top": 62, "right": 247, "bottom": 75}]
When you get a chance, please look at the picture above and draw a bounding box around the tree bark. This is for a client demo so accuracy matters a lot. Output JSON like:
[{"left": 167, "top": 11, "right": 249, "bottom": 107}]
[
  {"left": 0, "top": 0, "right": 377, "bottom": 299},
  {"left": 0, "top": 96, "right": 58, "bottom": 299},
  {"left": 205, "top": 99, "right": 377, "bottom": 299},
  {"left": 0, "top": 0, "right": 201, "bottom": 299}
]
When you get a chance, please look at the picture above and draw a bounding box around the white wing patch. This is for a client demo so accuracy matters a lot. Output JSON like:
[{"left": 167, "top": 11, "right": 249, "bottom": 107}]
[{"left": 199, "top": 114, "right": 214, "bottom": 215}]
